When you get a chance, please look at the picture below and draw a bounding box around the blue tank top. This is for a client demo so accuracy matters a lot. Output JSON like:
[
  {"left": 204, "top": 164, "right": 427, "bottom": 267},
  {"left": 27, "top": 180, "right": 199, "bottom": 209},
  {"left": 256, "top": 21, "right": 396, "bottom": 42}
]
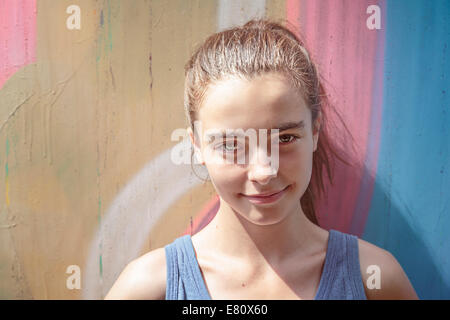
[{"left": 164, "top": 229, "right": 367, "bottom": 300}]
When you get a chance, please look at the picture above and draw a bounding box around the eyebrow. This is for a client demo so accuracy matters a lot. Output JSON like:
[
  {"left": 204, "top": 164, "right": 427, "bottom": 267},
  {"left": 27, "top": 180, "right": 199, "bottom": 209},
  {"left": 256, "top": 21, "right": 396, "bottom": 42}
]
[
  {"left": 204, "top": 120, "right": 306, "bottom": 141},
  {"left": 274, "top": 120, "right": 305, "bottom": 132}
]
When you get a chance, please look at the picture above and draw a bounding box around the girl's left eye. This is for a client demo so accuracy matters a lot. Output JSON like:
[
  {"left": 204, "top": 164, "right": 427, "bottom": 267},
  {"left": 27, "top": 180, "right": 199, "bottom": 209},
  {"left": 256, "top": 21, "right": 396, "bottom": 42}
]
[
  {"left": 216, "top": 135, "right": 300, "bottom": 152},
  {"left": 218, "top": 140, "right": 241, "bottom": 152},
  {"left": 279, "top": 134, "right": 300, "bottom": 144}
]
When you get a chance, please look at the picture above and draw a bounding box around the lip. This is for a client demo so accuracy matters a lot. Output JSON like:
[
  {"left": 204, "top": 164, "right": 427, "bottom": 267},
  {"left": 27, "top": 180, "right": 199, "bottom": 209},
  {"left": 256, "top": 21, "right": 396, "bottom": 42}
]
[{"left": 241, "top": 185, "right": 290, "bottom": 204}]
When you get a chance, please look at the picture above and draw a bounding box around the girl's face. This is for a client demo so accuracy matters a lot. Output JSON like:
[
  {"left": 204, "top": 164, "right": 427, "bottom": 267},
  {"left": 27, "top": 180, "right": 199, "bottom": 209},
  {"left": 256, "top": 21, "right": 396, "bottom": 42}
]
[{"left": 189, "top": 72, "right": 320, "bottom": 225}]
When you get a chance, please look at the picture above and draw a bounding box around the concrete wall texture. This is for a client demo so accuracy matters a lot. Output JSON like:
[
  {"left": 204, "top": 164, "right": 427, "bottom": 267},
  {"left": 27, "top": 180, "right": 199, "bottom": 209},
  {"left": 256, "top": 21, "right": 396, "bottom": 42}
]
[{"left": 0, "top": 0, "right": 448, "bottom": 299}]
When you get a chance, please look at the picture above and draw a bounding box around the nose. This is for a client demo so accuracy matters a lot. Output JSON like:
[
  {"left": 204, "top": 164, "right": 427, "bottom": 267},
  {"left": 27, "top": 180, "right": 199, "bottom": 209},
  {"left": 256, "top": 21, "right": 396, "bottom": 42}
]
[{"left": 247, "top": 147, "right": 278, "bottom": 185}]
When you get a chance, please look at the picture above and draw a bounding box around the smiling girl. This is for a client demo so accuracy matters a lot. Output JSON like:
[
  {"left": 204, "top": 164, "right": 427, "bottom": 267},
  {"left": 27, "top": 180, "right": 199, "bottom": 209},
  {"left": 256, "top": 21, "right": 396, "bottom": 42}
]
[{"left": 105, "top": 19, "right": 418, "bottom": 300}]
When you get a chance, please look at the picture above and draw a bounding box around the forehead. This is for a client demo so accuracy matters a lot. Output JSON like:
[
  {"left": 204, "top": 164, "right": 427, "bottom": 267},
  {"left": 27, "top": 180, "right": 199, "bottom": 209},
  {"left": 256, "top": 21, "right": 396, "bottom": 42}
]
[{"left": 198, "top": 73, "right": 310, "bottom": 131}]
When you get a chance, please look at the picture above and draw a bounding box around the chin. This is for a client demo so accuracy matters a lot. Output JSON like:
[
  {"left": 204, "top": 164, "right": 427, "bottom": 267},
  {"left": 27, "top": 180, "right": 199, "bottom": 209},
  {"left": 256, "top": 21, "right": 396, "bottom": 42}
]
[
  {"left": 249, "top": 212, "right": 289, "bottom": 226},
  {"left": 236, "top": 205, "right": 290, "bottom": 226}
]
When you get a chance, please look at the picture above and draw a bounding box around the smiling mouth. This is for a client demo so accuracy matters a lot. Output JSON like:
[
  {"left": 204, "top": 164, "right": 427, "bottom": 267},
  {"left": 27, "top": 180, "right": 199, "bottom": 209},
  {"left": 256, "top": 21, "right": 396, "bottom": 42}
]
[
  {"left": 240, "top": 185, "right": 290, "bottom": 205},
  {"left": 241, "top": 185, "right": 290, "bottom": 198}
]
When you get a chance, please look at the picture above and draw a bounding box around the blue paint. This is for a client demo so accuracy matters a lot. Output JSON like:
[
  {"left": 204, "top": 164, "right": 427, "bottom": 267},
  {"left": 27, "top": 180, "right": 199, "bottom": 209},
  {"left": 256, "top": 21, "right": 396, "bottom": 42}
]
[
  {"left": 351, "top": 0, "right": 387, "bottom": 236},
  {"left": 363, "top": 0, "right": 450, "bottom": 299}
]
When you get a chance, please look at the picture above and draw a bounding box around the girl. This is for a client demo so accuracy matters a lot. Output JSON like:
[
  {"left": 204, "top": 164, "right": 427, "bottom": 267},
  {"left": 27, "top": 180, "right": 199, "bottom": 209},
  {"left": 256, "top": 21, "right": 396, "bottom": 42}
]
[{"left": 106, "top": 19, "right": 418, "bottom": 300}]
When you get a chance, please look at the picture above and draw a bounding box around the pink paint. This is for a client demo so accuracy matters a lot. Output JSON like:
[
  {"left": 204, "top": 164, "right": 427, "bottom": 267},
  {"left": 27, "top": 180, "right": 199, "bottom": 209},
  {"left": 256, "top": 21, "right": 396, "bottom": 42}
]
[
  {"left": 286, "top": 0, "right": 384, "bottom": 235},
  {"left": 350, "top": 1, "right": 385, "bottom": 236},
  {"left": 182, "top": 195, "right": 219, "bottom": 236},
  {"left": 286, "top": 0, "right": 301, "bottom": 33},
  {"left": 0, "top": 0, "right": 37, "bottom": 89}
]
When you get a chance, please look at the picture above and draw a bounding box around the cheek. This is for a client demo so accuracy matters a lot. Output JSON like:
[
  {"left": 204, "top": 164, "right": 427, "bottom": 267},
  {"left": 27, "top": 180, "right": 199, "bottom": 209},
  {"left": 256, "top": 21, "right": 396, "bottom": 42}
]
[
  {"left": 206, "top": 163, "right": 246, "bottom": 195},
  {"left": 279, "top": 145, "right": 314, "bottom": 179}
]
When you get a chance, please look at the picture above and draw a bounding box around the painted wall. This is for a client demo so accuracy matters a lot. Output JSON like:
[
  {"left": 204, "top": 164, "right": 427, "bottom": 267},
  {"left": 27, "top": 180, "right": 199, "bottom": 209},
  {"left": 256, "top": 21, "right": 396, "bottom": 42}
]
[
  {"left": 291, "top": 0, "right": 449, "bottom": 299},
  {"left": 0, "top": 0, "right": 448, "bottom": 299}
]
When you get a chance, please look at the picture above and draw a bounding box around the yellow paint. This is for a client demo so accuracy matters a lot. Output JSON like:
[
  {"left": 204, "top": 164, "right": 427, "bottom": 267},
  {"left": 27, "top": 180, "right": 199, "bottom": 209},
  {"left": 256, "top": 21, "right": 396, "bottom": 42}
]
[{"left": 0, "top": 0, "right": 287, "bottom": 299}]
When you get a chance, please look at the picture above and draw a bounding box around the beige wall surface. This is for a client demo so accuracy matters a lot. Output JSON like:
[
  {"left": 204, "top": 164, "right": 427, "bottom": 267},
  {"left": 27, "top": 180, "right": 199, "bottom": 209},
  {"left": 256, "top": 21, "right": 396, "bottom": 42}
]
[{"left": 0, "top": 0, "right": 285, "bottom": 299}]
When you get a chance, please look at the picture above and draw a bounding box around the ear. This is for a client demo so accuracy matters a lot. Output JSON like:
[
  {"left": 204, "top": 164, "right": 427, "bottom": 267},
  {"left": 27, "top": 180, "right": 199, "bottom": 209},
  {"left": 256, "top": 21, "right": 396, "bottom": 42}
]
[
  {"left": 187, "top": 126, "right": 205, "bottom": 165},
  {"left": 312, "top": 111, "right": 321, "bottom": 152}
]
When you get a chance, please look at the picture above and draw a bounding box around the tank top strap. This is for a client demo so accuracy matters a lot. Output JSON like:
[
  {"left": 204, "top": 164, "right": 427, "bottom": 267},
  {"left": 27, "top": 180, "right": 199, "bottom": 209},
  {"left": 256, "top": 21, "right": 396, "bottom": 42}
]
[
  {"left": 165, "top": 230, "right": 366, "bottom": 300},
  {"left": 316, "top": 229, "right": 367, "bottom": 299},
  {"left": 164, "top": 235, "right": 211, "bottom": 300}
]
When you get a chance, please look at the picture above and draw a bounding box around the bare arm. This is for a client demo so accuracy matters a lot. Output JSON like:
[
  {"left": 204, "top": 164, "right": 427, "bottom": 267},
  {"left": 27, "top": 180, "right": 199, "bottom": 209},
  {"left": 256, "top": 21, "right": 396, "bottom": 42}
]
[
  {"left": 104, "top": 247, "right": 167, "bottom": 300},
  {"left": 358, "top": 239, "right": 419, "bottom": 300}
]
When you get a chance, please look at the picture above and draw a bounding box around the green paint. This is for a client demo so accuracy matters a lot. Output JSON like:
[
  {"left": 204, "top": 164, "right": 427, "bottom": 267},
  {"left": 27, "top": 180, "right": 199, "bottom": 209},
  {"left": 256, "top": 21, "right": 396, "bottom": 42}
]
[
  {"left": 99, "top": 254, "right": 103, "bottom": 277},
  {"left": 95, "top": 0, "right": 116, "bottom": 62},
  {"left": 5, "top": 163, "right": 8, "bottom": 179},
  {"left": 6, "top": 138, "right": 9, "bottom": 157},
  {"left": 98, "top": 197, "right": 102, "bottom": 225}
]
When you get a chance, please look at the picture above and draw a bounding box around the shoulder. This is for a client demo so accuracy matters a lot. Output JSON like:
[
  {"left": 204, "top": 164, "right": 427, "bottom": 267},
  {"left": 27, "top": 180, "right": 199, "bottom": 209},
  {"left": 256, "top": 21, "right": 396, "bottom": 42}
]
[
  {"left": 104, "top": 247, "right": 167, "bottom": 300},
  {"left": 356, "top": 238, "right": 419, "bottom": 299}
]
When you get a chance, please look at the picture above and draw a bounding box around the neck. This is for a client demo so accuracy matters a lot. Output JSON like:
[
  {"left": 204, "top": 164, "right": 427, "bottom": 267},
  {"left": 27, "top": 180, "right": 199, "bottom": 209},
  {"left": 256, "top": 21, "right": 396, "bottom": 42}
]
[{"left": 196, "top": 197, "right": 322, "bottom": 268}]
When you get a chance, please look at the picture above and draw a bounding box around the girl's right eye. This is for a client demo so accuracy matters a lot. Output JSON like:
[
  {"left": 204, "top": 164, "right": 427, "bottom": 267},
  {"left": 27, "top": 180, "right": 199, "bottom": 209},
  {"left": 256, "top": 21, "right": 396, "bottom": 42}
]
[{"left": 217, "top": 140, "right": 240, "bottom": 152}]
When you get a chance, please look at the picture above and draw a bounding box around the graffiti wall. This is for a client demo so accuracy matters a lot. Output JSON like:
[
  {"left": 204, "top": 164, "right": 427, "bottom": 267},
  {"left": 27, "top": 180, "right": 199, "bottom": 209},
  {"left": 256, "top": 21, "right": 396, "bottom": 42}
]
[{"left": 0, "top": 0, "right": 448, "bottom": 299}]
